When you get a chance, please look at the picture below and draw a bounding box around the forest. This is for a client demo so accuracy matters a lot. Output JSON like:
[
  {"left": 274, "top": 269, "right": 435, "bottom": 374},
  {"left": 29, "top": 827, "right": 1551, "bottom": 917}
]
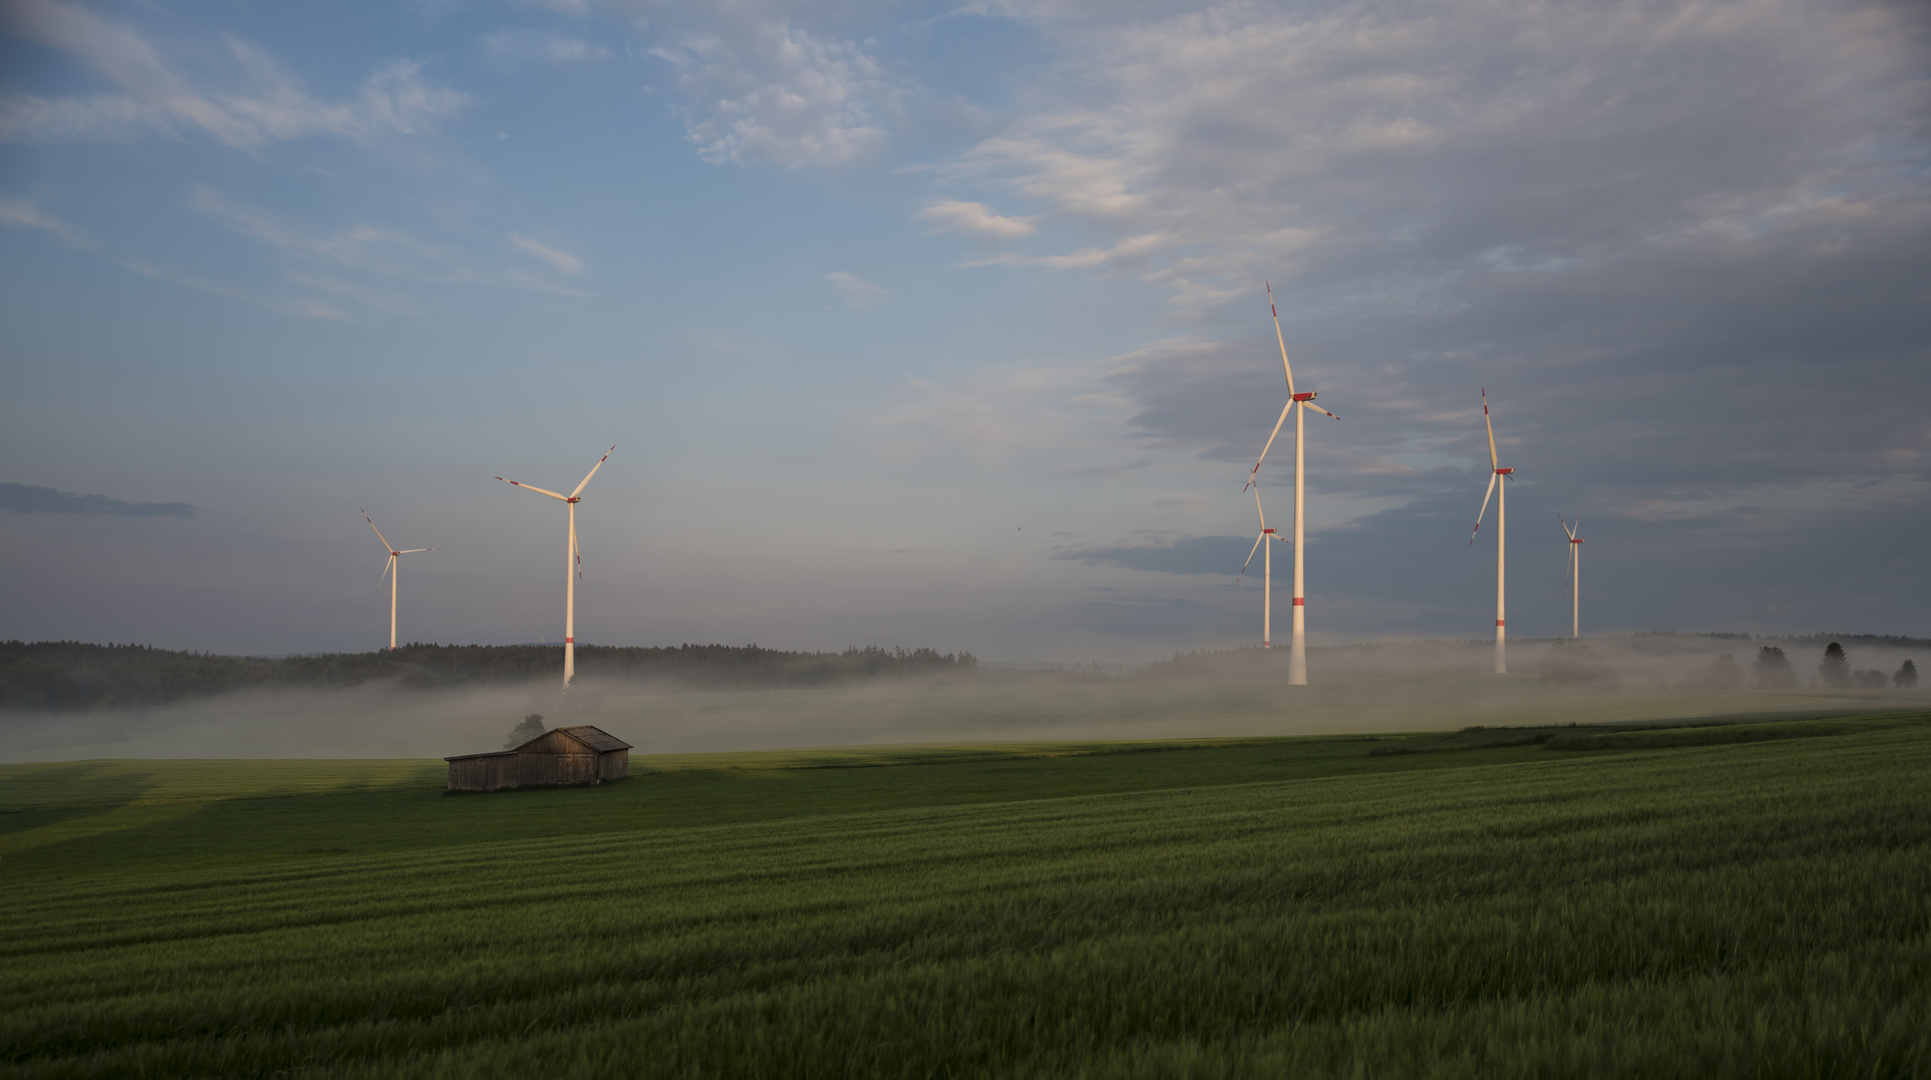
[{"left": 0, "top": 641, "right": 980, "bottom": 711}]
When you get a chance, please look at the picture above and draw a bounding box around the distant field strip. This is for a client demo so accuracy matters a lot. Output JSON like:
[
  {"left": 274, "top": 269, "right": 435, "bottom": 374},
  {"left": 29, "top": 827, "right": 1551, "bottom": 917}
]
[{"left": 2, "top": 715, "right": 1928, "bottom": 1077}]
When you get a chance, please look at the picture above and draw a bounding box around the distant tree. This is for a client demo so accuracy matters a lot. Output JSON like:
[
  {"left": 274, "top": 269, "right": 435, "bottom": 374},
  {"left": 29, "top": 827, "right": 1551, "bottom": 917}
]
[
  {"left": 1819, "top": 642, "right": 1852, "bottom": 688},
  {"left": 505, "top": 713, "right": 545, "bottom": 749},
  {"left": 1681, "top": 653, "right": 1743, "bottom": 692},
  {"left": 1541, "top": 640, "right": 1620, "bottom": 692},
  {"left": 1898, "top": 659, "right": 1920, "bottom": 689},
  {"left": 1753, "top": 646, "right": 1797, "bottom": 689},
  {"left": 1853, "top": 669, "right": 1890, "bottom": 689}
]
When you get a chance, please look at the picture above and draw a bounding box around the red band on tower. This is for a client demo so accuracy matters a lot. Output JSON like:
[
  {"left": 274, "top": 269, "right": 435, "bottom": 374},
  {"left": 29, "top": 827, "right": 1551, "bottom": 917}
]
[
  {"left": 1495, "top": 620, "right": 1505, "bottom": 627},
  {"left": 1293, "top": 598, "right": 1304, "bottom": 606},
  {"left": 565, "top": 637, "right": 574, "bottom": 643}
]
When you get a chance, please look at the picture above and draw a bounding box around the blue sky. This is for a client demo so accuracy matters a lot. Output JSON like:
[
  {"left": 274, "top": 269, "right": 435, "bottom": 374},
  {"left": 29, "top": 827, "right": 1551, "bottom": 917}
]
[{"left": 1, "top": 0, "right": 1927, "bottom": 661}]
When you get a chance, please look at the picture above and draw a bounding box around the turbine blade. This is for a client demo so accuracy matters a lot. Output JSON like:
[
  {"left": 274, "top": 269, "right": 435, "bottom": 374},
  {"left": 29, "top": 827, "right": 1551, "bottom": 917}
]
[
  {"left": 1235, "top": 532, "right": 1266, "bottom": 583},
  {"left": 1482, "top": 389, "right": 1499, "bottom": 471},
  {"left": 1559, "top": 515, "right": 1573, "bottom": 540},
  {"left": 1302, "top": 400, "right": 1339, "bottom": 420},
  {"left": 1252, "top": 481, "right": 1266, "bottom": 530},
  {"left": 1468, "top": 472, "right": 1499, "bottom": 545},
  {"left": 397, "top": 548, "right": 435, "bottom": 554},
  {"left": 569, "top": 445, "right": 615, "bottom": 499},
  {"left": 362, "top": 510, "right": 392, "bottom": 553},
  {"left": 379, "top": 554, "right": 393, "bottom": 584},
  {"left": 1246, "top": 398, "right": 1296, "bottom": 488},
  {"left": 1266, "top": 282, "right": 1295, "bottom": 396},
  {"left": 572, "top": 515, "right": 581, "bottom": 579},
  {"left": 496, "top": 477, "right": 570, "bottom": 501}
]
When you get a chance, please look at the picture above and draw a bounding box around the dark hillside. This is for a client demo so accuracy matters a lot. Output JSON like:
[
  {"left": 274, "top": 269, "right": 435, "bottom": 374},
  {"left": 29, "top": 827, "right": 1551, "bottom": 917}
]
[{"left": 0, "top": 641, "right": 978, "bottom": 712}]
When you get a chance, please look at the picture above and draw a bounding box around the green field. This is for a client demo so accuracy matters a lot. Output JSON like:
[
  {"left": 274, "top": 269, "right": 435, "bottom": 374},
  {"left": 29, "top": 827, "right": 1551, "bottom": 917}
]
[{"left": 3, "top": 711, "right": 1929, "bottom": 1077}]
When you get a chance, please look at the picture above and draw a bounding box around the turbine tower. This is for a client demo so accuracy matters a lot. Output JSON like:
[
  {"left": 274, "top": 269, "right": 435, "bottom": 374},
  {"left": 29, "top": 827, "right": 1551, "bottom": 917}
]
[
  {"left": 1236, "top": 480, "right": 1284, "bottom": 649},
  {"left": 1467, "top": 391, "right": 1513, "bottom": 674},
  {"left": 361, "top": 510, "right": 436, "bottom": 651},
  {"left": 496, "top": 446, "right": 613, "bottom": 689},
  {"left": 1246, "top": 283, "right": 1338, "bottom": 685},
  {"left": 1560, "top": 516, "right": 1585, "bottom": 639}
]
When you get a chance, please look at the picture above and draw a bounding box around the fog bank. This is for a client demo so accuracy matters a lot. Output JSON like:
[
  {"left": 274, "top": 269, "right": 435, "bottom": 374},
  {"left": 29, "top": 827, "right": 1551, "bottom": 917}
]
[{"left": 3, "top": 636, "right": 1923, "bottom": 763}]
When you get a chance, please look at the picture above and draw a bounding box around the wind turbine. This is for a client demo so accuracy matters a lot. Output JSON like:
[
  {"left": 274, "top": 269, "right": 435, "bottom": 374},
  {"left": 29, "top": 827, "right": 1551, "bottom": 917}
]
[
  {"left": 1245, "top": 282, "right": 1338, "bottom": 685},
  {"left": 361, "top": 510, "right": 436, "bottom": 651},
  {"left": 1467, "top": 391, "right": 1514, "bottom": 674},
  {"left": 1560, "top": 516, "right": 1585, "bottom": 639},
  {"left": 1235, "top": 480, "right": 1285, "bottom": 648},
  {"left": 496, "top": 446, "right": 613, "bottom": 689}
]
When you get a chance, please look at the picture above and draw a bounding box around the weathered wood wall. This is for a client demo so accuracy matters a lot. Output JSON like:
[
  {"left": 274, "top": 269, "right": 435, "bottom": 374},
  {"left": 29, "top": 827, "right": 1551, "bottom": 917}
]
[{"left": 446, "top": 730, "right": 628, "bottom": 792}]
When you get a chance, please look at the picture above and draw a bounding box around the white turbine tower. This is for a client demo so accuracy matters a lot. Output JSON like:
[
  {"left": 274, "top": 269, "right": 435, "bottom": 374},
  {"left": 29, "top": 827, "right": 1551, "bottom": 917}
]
[
  {"left": 1235, "top": 480, "right": 1284, "bottom": 648},
  {"left": 496, "top": 446, "right": 613, "bottom": 689},
  {"left": 1245, "top": 282, "right": 1337, "bottom": 685},
  {"left": 1560, "top": 516, "right": 1585, "bottom": 639},
  {"left": 361, "top": 510, "right": 436, "bottom": 651},
  {"left": 1467, "top": 391, "right": 1514, "bottom": 674}
]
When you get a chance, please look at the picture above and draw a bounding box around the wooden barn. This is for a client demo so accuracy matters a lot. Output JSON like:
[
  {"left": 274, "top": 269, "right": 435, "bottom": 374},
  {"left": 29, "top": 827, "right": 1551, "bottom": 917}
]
[{"left": 445, "top": 725, "right": 632, "bottom": 793}]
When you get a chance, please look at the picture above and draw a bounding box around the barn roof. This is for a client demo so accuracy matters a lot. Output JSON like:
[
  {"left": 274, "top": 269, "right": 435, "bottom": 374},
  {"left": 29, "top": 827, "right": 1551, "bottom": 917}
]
[
  {"left": 555, "top": 725, "right": 633, "bottom": 752},
  {"left": 444, "top": 724, "right": 632, "bottom": 761}
]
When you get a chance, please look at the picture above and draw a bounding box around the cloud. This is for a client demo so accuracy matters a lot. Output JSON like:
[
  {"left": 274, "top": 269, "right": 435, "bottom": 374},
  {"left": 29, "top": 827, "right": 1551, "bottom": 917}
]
[
  {"left": 825, "top": 271, "right": 889, "bottom": 311},
  {"left": 0, "top": 0, "right": 467, "bottom": 146},
  {"left": 123, "top": 258, "right": 346, "bottom": 318},
  {"left": 510, "top": 234, "right": 586, "bottom": 275},
  {"left": 643, "top": 8, "right": 897, "bottom": 168},
  {"left": 482, "top": 29, "right": 612, "bottom": 68},
  {"left": 936, "top": 0, "right": 1929, "bottom": 316},
  {"left": 917, "top": 200, "right": 1036, "bottom": 239},
  {"left": 187, "top": 187, "right": 589, "bottom": 305},
  {"left": 0, "top": 482, "right": 195, "bottom": 518},
  {"left": 0, "top": 195, "right": 90, "bottom": 247},
  {"left": 1053, "top": 534, "right": 1253, "bottom": 576}
]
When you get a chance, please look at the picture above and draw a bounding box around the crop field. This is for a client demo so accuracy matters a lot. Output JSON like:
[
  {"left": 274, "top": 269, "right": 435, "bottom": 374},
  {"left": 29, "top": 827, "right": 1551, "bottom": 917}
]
[{"left": 3, "top": 710, "right": 1929, "bottom": 1078}]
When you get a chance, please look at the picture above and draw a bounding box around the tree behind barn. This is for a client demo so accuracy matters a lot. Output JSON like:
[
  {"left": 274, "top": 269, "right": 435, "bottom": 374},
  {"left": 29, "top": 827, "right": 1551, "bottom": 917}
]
[{"left": 505, "top": 714, "right": 545, "bottom": 749}]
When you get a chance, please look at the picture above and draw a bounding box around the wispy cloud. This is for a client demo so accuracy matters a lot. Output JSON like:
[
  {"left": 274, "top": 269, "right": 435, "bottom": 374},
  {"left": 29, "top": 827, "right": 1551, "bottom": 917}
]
[
  {"left": 917, "top": 200, "right": 1035, "bottom": 239},
  {"left": 0, "top": 195, "right": 90, "bottom": 247},
  {"left": 646, "top": 7, "right": 897, "bottom": 168},
  {"left": 1052, "top": 534, "right": 1250, "bottom": 576},
  {"left": 188, "top": 187, "right": 589, "bottom": 305},
  {"left": 825, "top": 271, "right": 889, "bottom": 311},
  {"left": 0, "top": 0, "right": 467, "bottom": 146},
  {"left": 482, "top": 28, "right": 612, "bottom": 68},
  {"left": 0, "top": 482, "right": 195, "bottom": 517},
  {"left": 509, "top": 234, "right": 586, "bottom": 275},
  {"left": 123, "top": 258, "right": 346, "bottom": 319}
]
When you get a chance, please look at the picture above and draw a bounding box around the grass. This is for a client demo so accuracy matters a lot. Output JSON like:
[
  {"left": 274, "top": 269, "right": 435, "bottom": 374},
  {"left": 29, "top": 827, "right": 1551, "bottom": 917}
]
[{"left": 2, "top": 711, "right": 1928, "bottom": 1077}]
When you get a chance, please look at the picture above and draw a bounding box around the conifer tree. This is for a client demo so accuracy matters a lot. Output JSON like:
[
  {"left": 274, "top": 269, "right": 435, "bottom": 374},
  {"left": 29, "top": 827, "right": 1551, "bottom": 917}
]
[
  {"left": 1898, "top": 659, "right": 1920, "bottom": 689},
  {"left": 1819, "top": 642, "right": 1852, "bottom": 688}
]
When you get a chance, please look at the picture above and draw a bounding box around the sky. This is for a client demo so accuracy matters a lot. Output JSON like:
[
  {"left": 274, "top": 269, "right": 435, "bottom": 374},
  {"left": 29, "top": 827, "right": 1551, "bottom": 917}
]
[{"left": 0, "top": 0, "right": 1927, "bottom": 662}]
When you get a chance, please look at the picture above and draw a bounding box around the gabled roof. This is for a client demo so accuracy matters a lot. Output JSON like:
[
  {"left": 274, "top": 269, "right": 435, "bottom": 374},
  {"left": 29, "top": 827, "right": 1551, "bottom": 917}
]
[
  {"left": 555, "top": 725, "right": 632, "bottom": 752},
  {"left": 445, "top": 724, "right": 631, "bottom": 761}
]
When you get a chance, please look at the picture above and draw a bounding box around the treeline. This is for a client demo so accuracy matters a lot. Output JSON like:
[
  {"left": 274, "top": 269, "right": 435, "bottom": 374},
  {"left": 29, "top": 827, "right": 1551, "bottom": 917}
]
[{"left": 0, "top": 641, "right": 979, "bottom": 712}]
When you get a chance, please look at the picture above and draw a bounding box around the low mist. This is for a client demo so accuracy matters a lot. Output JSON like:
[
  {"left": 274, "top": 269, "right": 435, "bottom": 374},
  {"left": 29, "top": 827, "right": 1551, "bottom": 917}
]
[{"left": 2, "top": 635, "right": 1922, "bottom": 764}]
